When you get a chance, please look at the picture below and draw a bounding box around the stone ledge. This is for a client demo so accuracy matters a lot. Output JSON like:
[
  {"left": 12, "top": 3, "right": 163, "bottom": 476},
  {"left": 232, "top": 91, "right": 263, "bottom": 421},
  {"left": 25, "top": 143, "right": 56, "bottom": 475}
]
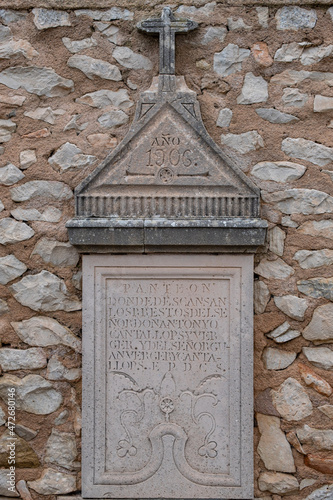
[
  {"left": 1, "top": 0, "right": 333, "bottom": 8},
  {"left": 66, "top": 217, "right": 267, "bottom": 253}
]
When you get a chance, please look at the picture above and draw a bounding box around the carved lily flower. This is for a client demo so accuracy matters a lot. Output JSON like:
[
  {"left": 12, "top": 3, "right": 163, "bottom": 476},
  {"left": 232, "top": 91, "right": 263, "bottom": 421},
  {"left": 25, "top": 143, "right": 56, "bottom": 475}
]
[
  {"left": 198, "top": 441, "right": 218, "bottom": 458},
  {"left": 117, "top": 439, "right": 137, "bottom": 458}
]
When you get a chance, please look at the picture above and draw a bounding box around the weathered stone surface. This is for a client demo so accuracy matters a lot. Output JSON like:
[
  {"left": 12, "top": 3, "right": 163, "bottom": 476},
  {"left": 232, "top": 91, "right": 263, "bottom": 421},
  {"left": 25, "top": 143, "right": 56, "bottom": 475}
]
[
  {"left": 48, "top": 142, "right": 96, "bottom": 172},
  {"left": 272, "top": 69, "right": 333, "bottom": 86},
  {"left": 76, "top": 88, "right": 133, "bottom": 109},
  {"left": 68, "top": 55, "right": 122, "bottom": 81},
  {"left": 300, "top": 479, "right": 317, "bottom": 490},
  {"left": 301, "top": 45, "right": 333, "bottom": 66},
  {"left": 251, "top": 161, "right": 306, "bottom": 182},
  {"left": 87, "top": 133, "right": 117, "bottom": 148},
  {"left": 216, "top": 108, "right": 232, "bottom": 127},
  {"left": 47, "top": 356, "right": 81, "bottom": 382},
  {"left": 75, "top": 7, "right": 133, "bottom": 21},
  {"left": 255, "top": 258, "right": 294, "bottom": 279},
  {"left": 99, "top": 25, "right": 122, "bottom": 45},
  {"left": 0, "top": 67, "right": 74, "bottom": 97},
  {"left": 19, "top": 149, "right": 37, "bottom": 169},
  {"left": 258, "top": 472, "right": 299, "bottom": 495},
  {"left": 24, "top": 106, "right": 65, "bottom": 124},
  {"left": 318, "top": 404, "right": 333, "bottom": 419},
  {"left": 0, "top": 470, "right": 19, "bottom": 496},
  {"left": 303, "top": 304, "right": 333, "bottom": 344},
  {"left": 255, "top": 108, "right": 298, "bottom": 124},
  {"left": 213, "top": 43, "right": 250, "bottom": 76},
  {"left": 282, "top": 217, "right": 299, "bottom": 228},
  {"left": 97, "top": 110, "right": 129, "bottom": 128},
  {"left": 286, "top": 430, "right": 305, "bottom": 455},
  {"left": 263, "top": 348, "right": 296, "bottom": 370},
  {"left": 305, "top": 484, "right": 333, "bottom": 500},
  {"left": 302, "top": 346, "right": 333, "bottom": 370},
  {"left": 0, "top": 28, "right": 38, "bottom": 60},
  {"left": 11, "top": 180, "right": 72, "bottom": 201},
  {"left": 274, "top": 295, "right": 307, "bottom": 320},
  {"left": 32, "top": 238, "right": 79, "bottom": 267},
  {"left": 282, "top": 87, "right": 309, "bottom": 108},
  {"left": 314, "top": 94, "right": 333, "bottom": 112},
  {"left": 275, "top": 6, "right": 317, "bottom": 30},
  {"left": 1, "top": 25, "right": 14, "bottom": 44},
  {"left": 16, "top": 480, "right": 33, "bottom": 500},
  {"left": 266, "top": 321, "right": 300, "bottom": 343},
  {"left": 72, "top": 270, "right": 82, "bottom": 290},
  {"left": 298, "top": 220, "right": 333, "bottom": 240},
  {"left": 54, "top": 409, "right": 70, "bottom": 425},
  {"left": 0, "top": 430, "right": 39, "bottom": 467},
  {"left": 228, "top": 17, "right": 252, "bottom": 31},
  {"left": 255, "top": 389, "right": 281, "bottom": 417},
  {"left": 254, "top": 280, "right": 270, "bottom": 314},
  {"left": 297, "top": 277, "right": 333, "bottom": 301},
  {"left": 0, "top": 218, "right": 34, "bottom": 245},
  {"left": 45, "top": 429, "right": 78, "bottom": 469},
  {"left": 221, "top": 130, "right": 264, "bottom": 153},
  {"left": 201, "top": 26, "right": 226, "bottom": 45},
  {"left": 282, "top": 138, "right": 333, "bottom": 166},
  {"left": 32, "top": 8, "right": 71, "bottom": 29},
  {"left": 0, "top": 163, "right": 24, "bottom": 185},
  {"left": 274, "top": 42, "right": 305, "bottom": 62},
  {"left": 28, "top": 468, "right": 76, "bottom": 495},
  {"left": 268, "top": 227, "right": 285, "bottom": 257},
  {"left": 0, "top": 93, "right": 25, "bottom": 106},
  {"left": 0, "top": 407, "right": 5, "bottom": 426},
  {"left": 294, "top": 249, "right": 333, "bottom": 269},
  {"left": 271, "top": 377, "right": 313, "bottom": 421},
  {"left": 11, "top": 207, "right": 61, "bottom": 222},
  {"left": 113, "top": 46, "right": 152, "bottom": 70},
  {"left": 23, "top": 127, "right": 50, "bottom": 138},
  {"left": 251, "top": 42, "right": 273, "bottom": 67},
  {"left": 63, "top": 114, "right": 88, "bottom": 132},
  {"left": 0, "top": 254, "right": 26, "bottom": 284},
  {"left": 15, "top": 424, "right": 38, "bottom": 441},
  {"left": 0, "top": 347, "right": 47, "bottom": 371},
  {"left": 0, "top": 298, "right": 9, "bottom": 315},
  {"left": 257, "top": 414, "right": 295, "bottom": 472},
  {"left": 0, "top": 9, "right": 27, "bottom": 25},
  {"left": 0, "top": 374, "right": 62, "bottom": 414},
  {"left": 262, "top": 189, "right": 333, "bottom": 215},
  {"left": 297, "top": 424, "right": 333, "bottom": 450},
  {"left": 62, "top": 36, "right": 97, "bottom": 53},
  {"left": 0, "top": 119, "right": 16, "bottom": 143},
  {"left": 237, "top": 73, "right": 268, "bottom": 104},
  {"left": 299, "top": 362, "right": 332, "bottom": 396},
  {"left": 11, "top": 316, "right": 81, "bottom": 352},
  {"left": 305, "top": 455, "right": 333, "bottom": 475},
  {"left": 256, "top": 6, "right": 268, "bottom": 27},
  {"left": 10, "top": 270, "right": 81, "bottom": 312}
]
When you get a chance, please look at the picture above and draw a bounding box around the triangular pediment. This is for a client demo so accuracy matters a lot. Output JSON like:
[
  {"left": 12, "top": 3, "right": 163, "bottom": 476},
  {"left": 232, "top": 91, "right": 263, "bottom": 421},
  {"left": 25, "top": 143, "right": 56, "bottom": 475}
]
[{"left": 76, "top": 82, "right": 259, "bottom": 219}]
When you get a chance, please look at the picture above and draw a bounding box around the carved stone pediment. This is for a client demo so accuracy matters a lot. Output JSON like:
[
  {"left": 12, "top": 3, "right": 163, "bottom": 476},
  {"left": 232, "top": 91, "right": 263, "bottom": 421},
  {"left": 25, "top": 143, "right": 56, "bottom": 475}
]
[
  {"left": 76, "top": 76, "right": 260, "bottom": 219},
  {"left": 67, "top": 7, "right": 266, "bottom": 252}
]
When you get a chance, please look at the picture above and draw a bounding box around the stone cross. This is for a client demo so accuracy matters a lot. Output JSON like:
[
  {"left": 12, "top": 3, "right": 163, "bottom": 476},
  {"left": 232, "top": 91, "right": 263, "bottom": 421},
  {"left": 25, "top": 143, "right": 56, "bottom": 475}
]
[{"left": 137, "top": 7, "right": 197, "bottom": 75}]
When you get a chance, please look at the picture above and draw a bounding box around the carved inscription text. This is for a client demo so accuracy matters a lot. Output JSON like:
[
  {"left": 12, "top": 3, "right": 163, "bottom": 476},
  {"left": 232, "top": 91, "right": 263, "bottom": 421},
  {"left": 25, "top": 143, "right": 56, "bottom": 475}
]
[{"left": 107, "top": 279, "right": 229, "bottom": 375}]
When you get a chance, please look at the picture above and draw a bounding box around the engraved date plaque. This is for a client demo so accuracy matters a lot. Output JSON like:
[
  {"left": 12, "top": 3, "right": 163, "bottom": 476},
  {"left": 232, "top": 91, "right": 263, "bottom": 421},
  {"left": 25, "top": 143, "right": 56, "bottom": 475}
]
[{"left": 82, "top": 254, "right": 253, "bottom": 499}]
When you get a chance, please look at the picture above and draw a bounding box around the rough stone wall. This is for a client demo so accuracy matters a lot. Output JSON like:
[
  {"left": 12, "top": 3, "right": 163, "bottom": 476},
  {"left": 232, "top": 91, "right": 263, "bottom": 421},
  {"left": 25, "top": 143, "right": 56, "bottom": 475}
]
[{"left": 0, "top": 2, "right": 333, "bottom": 500}]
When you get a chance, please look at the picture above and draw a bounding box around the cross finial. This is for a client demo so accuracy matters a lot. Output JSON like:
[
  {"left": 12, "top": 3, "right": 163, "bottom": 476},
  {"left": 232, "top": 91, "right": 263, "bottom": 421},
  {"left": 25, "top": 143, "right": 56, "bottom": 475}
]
[{"left": 138, "top": 7, "right": 197, "bottom": 76}]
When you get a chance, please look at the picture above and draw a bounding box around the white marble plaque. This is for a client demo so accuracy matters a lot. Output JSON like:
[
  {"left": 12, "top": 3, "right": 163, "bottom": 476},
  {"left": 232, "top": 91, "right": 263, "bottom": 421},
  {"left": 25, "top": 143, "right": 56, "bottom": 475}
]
[{"left": 82, "top": 255, "right": 253, "bottom": 499}]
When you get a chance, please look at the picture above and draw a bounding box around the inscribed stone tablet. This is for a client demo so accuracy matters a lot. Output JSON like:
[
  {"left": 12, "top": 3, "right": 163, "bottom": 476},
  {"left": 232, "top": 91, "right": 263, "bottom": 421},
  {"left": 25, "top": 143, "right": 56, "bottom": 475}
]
[{"left": 82, "top": 254, "right": 253, "bottom": 499}]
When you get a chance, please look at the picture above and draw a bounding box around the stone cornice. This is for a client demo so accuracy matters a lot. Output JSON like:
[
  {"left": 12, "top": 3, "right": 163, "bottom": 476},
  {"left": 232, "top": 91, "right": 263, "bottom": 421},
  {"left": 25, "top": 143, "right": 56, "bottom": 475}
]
[{"left": 0, "top": 0, "right": 332, "bottom": 9}]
